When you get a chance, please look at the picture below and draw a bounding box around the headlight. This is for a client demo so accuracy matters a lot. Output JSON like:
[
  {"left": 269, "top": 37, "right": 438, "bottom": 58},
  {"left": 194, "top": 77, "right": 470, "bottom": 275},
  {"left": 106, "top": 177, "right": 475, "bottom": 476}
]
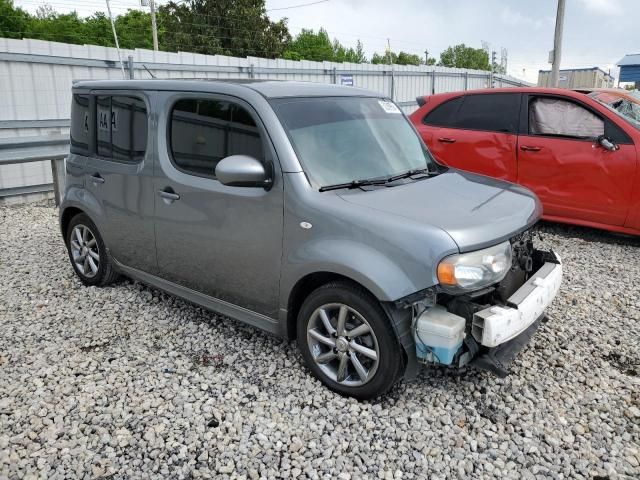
[{"left": 437, "top": 241, "right": 512, "bottom": 291}]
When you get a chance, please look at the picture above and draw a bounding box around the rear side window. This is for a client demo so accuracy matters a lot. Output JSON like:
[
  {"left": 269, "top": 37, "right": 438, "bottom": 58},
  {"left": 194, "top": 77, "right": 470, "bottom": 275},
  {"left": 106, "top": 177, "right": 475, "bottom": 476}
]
[
  {"left": 170, "top": 99, "right": 264, "bottom": 178},
  {"left": 96, "top": 95, "right": 148, "bottom": 162},
  {"left": 70, "top": 94, "right": 90, "bottom": 155},
  {"left": 422, "top": 97, "right": 463, "bottom": 127},
  {"left": 455, "top": 94, "right": 520, "bottom": 133}
]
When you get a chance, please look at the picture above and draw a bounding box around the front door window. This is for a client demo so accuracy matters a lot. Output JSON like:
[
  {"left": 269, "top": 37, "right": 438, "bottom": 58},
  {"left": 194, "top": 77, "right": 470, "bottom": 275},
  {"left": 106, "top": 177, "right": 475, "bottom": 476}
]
[{"left": 529, "top": 97, "right": 604, "bottom": 138}]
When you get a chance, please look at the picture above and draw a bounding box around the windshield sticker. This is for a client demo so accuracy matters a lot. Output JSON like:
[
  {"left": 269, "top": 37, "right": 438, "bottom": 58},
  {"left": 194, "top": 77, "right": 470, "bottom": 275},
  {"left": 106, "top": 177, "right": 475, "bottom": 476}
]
[{"left": 378, "top": 100, "right": 402, "bottom": 114}]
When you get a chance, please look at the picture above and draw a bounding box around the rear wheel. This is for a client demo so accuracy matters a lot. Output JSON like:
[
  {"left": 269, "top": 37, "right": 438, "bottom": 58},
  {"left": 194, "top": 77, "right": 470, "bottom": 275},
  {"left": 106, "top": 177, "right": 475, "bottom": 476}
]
[
  {"left": 66, "top": 213, "right": 119, "bottom": 286},
  {"left": 297, "top": 281, "right": 403, "bottom": 400}
]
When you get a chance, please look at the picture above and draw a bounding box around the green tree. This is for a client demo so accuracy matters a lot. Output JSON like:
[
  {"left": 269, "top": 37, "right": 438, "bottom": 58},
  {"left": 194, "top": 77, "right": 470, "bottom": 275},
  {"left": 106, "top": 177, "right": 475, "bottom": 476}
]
[
  {"left": 283, "top": 28, "right": 333, "bottom": 61},
  {"left": 371, "top": 51, "right": 392, "bottom": 64},
  {"left": 439, "top": 44, "right": 490, "bottom": 70},
  {"left": 0, "top": 0, "right": 30, "bottom": 39},
  {"left": 27, "top": 9, "right": 88, "bottom": 44},
  {"left": 371, "top": 50, "right": 421, "bottom": 66},
  {"left": 159, "top": 0, "right": 290, "bottom": 58},
  {"left": 82, "top": 13, "right": 115, "bottom": 47},
  {"left": 396, "top": 51, "right": 421, "bottom": 66},
  {"left": 116, "top": 10, "right": 154, "bottom": 50},
  {"left": 284, "top": 29, "right": 366, "bottom": 63},
  {"left": 333, "top": 39, "right": 366, "bottom": 63}
]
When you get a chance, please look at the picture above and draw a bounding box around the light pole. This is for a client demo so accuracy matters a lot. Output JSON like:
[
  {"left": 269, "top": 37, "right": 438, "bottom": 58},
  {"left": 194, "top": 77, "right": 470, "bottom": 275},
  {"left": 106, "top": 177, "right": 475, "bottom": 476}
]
[
  {"left": 105, "top": 0, "right": 126, "bottom": 78},
  {"left": 550, "top": 0, "right": 566, "bottom": 87},
  {"left": 150, "top": 0, "right": 159, "bottom": 51}
]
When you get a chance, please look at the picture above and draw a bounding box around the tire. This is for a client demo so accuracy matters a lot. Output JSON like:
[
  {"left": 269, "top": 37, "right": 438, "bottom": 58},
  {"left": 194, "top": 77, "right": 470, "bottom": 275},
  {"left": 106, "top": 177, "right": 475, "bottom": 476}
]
[
  {"left": 297, "top": 281, "right": 403, "bottom": 400},
  {"left": 65, "top": 213, "right": 119, "bottom": 286}
]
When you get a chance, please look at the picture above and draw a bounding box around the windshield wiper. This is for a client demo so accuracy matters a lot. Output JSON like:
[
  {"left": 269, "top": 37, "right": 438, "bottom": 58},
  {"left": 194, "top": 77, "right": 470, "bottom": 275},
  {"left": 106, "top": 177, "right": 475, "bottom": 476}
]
[
  {"left": 385, "top": 167, "right": 435, "bottom": 183},
  {"left": 319, "top": 178, "right": 389, "bottom": 192},
  {"left": 319, "top": 167, "right": 439, "bottom": 192}
]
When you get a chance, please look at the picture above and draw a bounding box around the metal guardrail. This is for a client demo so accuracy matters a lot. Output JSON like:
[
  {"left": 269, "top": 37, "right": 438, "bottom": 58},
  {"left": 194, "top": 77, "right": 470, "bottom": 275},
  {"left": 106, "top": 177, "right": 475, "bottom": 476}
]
[
  {"left": 0, "top": 119, "right": 70, "bottom": 130},
  {"left": 0, "top": 135, "right": 69, "bottom": 204}
]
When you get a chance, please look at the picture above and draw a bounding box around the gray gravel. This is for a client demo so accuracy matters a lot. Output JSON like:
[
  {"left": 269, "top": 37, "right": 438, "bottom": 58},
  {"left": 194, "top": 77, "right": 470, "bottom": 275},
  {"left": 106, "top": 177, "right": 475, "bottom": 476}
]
[{"left": 1, "top": 201, "right": 639, "bottom": 480}]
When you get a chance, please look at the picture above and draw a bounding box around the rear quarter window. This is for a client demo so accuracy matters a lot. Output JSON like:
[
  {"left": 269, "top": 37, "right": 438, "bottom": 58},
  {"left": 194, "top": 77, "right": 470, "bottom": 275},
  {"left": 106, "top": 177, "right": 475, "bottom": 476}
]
[
  {"left": 96, "top": 95, "right": 148, "bottom": 162},
  {"left": 70, "top": 94, "right": 90, "bottom": 155},
  {"left": 422, "top": 97, "right": 463, "bottom": 127}
]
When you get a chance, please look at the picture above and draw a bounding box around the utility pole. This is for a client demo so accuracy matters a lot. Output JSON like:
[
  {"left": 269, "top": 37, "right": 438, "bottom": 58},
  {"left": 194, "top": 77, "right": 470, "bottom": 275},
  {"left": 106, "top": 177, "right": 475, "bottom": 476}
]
[
  {"left": 105, "top": 0, "right": 126, "bottom": 78},
  {"left": 550, "top": 0, "right": 566, "bottom": 87},
  {"left": 491, "top": 50, "right": 497, "bottom": 88},
  {"left": 424, "top": 50, "right": 429, "bottom": 65},
  {"left": 387, "top": 39, "right": 394, "bottom": 100},
  {"left": 150, "top": 0, "right": 159, "bottom": 51}
]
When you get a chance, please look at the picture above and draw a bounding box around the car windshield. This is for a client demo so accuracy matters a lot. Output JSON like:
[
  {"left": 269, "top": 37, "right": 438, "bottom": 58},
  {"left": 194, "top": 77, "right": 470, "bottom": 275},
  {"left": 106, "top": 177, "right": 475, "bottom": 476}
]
[
  {"left": 272, "top": 96, "right": 437, "bottom": 188},
  {"left": 589, "top": 92, "right": 640, "bottom": 130}
]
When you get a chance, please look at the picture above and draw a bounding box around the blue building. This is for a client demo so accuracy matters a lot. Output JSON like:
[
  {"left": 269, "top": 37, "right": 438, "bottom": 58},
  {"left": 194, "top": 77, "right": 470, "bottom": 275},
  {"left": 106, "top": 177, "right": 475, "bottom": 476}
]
[{"left": 617, "top": 54, "right": 640, "bottom": 88}]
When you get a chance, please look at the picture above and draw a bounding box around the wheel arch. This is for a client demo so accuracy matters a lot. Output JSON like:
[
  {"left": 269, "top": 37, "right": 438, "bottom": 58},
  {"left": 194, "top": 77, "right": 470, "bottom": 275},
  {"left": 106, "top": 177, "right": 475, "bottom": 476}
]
[
  {"left": 286, "top": 271, "right": 366, "bottom": 341},
  {"left": 286, "top": 271, "right": 412, "bottom": 383},
  {"left": 59, "top": 188, "right": 105, "bottom": 240},
  {"left": 60, "top": 206, "right": 85, "bottom": 239}
]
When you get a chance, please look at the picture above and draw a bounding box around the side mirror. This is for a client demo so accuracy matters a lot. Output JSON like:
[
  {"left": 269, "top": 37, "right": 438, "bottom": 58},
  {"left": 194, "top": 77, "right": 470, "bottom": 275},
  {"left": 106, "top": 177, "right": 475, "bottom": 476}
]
[
  {"left": 597, "top": 135, "right": 618, "bottom": 152},
  {"left": 215, "top": 155, "right": 272, "bottom": 189}
]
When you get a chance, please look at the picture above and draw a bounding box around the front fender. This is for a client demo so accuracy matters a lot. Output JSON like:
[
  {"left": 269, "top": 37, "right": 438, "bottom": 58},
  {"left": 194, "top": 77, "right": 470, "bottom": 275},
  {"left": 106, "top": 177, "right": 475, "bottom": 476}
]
[
  {"left": 282, "top": 238, "right": 429, "bottom": 304},
  {"left": 281, "top": 238, "right": 431, "bottom": 381}
]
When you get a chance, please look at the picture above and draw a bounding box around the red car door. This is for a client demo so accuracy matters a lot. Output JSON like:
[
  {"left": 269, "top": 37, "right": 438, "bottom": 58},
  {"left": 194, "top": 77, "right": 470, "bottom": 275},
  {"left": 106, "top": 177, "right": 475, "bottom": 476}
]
[
  {"left": 517, "top": 94, "right": 636, "bottom": 226},
  {"left": 413, "top": 93, "right": 521, "bottom": 181}
]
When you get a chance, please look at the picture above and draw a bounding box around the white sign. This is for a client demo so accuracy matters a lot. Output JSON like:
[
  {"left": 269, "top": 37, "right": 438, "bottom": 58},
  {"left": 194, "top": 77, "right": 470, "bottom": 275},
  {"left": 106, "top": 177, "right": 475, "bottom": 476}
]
[
  {"left": 378, "top": 100, "right": 401, "bottom": 114},
  {"left": 340, "top": 75, "right": 354, "bottom": 86}
]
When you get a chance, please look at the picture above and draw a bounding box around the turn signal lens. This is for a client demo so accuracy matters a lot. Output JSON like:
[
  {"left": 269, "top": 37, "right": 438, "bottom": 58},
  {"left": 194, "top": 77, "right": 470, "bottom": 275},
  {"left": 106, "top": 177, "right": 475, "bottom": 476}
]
[{"left": 437, "top": 262, "right": 456, "bottom": 285}]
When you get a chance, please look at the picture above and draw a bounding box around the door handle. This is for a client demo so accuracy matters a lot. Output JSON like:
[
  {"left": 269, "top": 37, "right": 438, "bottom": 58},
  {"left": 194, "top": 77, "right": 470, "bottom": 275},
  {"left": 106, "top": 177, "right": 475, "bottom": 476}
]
[
  {"left": 520, "top": 145, "right": 541, "bottom": 152},
  {"left": 437, "top": 137, "right": 456, "bottom": 144},
  {"left": 89, "top": 173, "right": 105, "bottom": 184},
  {"left": 158, "top": 188, "right": 180, "bottom": 202}
]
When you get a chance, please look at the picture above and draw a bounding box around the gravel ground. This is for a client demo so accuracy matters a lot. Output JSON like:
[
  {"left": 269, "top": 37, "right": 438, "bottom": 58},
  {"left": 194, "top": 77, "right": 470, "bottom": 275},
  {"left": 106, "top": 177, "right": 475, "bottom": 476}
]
[{"left": 1, "top": 201, "right": 639, "bottom": 480}]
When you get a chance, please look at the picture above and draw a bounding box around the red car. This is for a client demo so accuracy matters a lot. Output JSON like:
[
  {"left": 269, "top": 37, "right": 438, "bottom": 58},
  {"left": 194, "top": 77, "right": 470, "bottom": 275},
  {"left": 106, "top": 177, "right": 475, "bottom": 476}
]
[{"left": 409, "top": 87, "right": 640, "bottom": 236}]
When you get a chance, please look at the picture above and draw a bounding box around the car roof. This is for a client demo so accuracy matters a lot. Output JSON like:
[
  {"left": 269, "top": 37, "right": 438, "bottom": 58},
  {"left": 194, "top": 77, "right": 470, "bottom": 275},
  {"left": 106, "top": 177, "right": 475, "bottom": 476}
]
[
  {"left": 415, "top": 87, "right": 608, "bottom": 107},
  {"left": 423, "top": 87, "right": 592, "bottom": 97},
  {"left": 574, "top": 87, "right": 640, "bottom": 103},
  {"left": 72, "top": 79, "right": 378, "bottom": 99}
]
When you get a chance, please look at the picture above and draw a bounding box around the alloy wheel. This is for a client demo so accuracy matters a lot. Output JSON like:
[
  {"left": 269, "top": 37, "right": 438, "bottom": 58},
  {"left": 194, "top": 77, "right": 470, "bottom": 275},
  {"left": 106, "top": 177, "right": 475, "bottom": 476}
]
[
  {"left": 70, "top": 224, "right": 100, "bottom": 278},
  {"left": 306, "top": 303, "right": 380, "bottom": 387}
]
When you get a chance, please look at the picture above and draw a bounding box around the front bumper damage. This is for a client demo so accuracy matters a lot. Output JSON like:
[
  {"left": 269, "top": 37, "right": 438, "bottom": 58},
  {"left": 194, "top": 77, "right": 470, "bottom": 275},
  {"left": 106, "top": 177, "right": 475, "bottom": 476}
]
[
  {"left": 468, "top": 252, "right": 562, "bottom": 376},
  {"left": 471, "top": 316, "right": 543, "bottom": 378},
  {"left": 472, "top": 256, "right": 562, "bottom": 348},
  {"left": 407, "top": 235, "right": 562, "bottom": 378}
]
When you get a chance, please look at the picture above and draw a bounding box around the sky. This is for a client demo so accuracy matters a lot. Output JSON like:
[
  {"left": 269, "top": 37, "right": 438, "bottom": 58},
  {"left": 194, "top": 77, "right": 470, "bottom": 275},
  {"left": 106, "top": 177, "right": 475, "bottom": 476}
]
[{"left": 13, "top": 0, "right": 639, "bottom": 83}]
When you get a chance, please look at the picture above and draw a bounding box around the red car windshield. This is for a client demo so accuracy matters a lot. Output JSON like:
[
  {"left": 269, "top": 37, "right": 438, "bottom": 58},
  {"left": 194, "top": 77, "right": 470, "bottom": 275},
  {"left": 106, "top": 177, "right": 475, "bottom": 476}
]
[{"left": 588, "top": 92, "right": 640, "bottom": 130}]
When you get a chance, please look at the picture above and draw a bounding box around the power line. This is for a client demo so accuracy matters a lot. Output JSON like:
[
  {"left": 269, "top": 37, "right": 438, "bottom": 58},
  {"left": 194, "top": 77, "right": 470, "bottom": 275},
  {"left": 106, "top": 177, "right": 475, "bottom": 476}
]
[
  {"left": 13, "top": 6, "right": 610, "bottom": 62},
  {"left": 1, "top": 12, "right": 396, "bottom": 53},
  {"left": 0, "top": 29, "right": 295, "bottom": 57},
  {"left": 267, "top": 0, "right": 329, "bottom": 12},
  {"left": 12, "top": 0, "right": 429, "bottom": 52}
]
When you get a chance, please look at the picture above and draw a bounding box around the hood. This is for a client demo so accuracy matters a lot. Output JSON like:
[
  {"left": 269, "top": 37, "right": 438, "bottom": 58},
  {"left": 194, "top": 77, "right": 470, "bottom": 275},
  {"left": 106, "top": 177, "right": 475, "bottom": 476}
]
[{"left": 338, "top": 170, "right": 541, "bottom": 252}]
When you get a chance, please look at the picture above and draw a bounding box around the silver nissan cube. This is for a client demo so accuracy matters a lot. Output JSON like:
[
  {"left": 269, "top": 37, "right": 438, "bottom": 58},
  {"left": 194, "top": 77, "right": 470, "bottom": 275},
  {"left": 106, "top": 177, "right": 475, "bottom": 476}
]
[{"left": 60, "top": 80, "right": 562, "bottom": 399}]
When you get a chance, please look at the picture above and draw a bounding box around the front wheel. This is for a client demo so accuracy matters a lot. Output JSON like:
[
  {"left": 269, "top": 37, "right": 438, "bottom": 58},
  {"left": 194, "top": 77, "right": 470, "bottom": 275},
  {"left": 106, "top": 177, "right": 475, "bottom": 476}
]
[{"left": 297, "top": 281, "right": 403, "bottom": 400}]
